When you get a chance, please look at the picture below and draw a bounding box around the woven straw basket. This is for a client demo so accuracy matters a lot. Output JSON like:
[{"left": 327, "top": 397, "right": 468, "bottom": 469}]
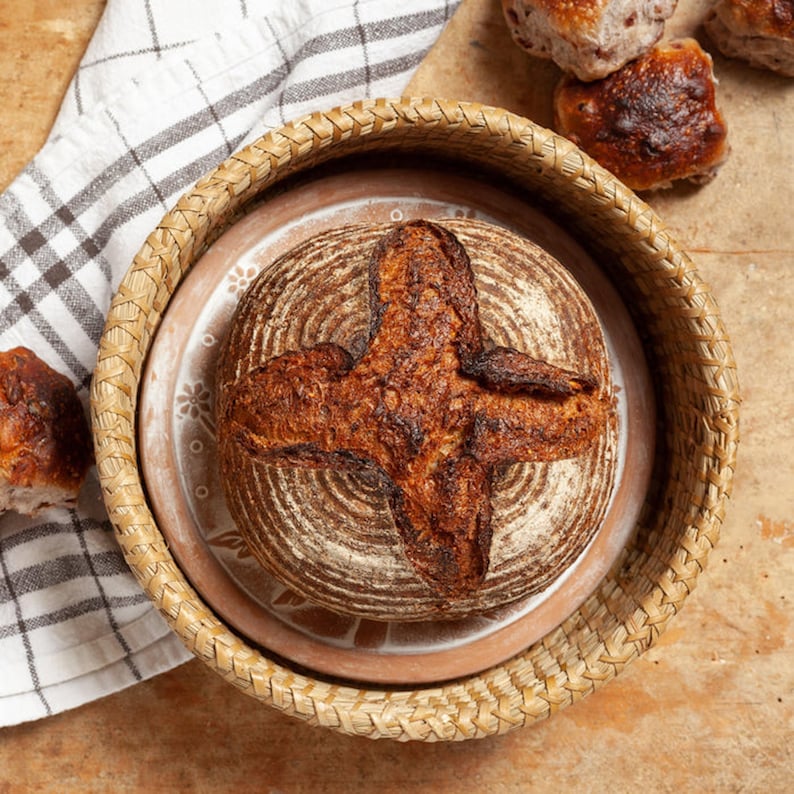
[{"left": 91, "top": 97, "right": 740, "bottom": 742}]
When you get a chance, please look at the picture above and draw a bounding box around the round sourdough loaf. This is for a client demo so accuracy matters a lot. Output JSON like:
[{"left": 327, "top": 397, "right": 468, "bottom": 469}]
[{"left": 215, "top": 218, "right": 618, "bottom": 621}]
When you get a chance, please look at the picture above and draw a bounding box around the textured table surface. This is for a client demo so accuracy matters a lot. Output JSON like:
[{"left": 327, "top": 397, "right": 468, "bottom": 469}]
[{"left": 1, "top": 1, "right": 791, "bottom": 791}]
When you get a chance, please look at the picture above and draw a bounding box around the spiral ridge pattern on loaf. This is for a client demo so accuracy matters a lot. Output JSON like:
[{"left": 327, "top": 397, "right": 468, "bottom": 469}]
[{"left": 216, "top": 218, "right": 618, "bottom": 621}]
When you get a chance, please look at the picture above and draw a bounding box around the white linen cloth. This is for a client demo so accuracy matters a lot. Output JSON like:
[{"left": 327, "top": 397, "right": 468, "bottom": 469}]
[{"left": 0, "top": 0, "right": 459, "bottom": 727}]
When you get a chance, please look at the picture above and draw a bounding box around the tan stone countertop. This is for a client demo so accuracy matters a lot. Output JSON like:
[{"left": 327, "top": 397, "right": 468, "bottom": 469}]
[{"left": 1, "top": 1, "right": 791, "bottom": 790}]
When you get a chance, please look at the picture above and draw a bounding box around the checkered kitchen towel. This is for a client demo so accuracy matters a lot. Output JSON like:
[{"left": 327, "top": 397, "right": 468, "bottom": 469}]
[{"left": 0, "top": 0, "right": 459, "bottom": 727}]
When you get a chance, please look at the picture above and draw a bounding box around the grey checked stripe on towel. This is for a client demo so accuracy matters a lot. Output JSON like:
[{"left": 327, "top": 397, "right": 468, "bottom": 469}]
[{"left": 0, "top": 0, "right": 459, "bottom": 727}]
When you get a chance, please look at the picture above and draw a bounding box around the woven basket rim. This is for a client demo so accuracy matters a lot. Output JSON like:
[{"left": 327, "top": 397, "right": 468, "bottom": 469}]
[{"left": 90, "top": 97, "right": 740, "bottom": 742}]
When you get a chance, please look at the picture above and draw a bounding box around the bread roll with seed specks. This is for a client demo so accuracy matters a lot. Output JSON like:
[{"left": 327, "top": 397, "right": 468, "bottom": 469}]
[
  {"left": 706, "top": 0, "right": 794, "bottom": 77},
  {"left": 502, "top": 0, "right": 679, "bottom": 81}
]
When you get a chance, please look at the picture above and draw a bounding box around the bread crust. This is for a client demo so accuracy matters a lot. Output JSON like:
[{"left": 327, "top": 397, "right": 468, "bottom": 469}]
[
  {"left": 217, "top": 220, "right": 615, "bottom": 617},
  {"left": 706, "top": 0, "right": 794, "bottom": 76},
  {"left": 0, "top": 347, "right": 93, "bottom": 515},
  {"left": 502, "top": 0, "right": 679, "bottom": 80},
  {"left": 554, "top": 38, "right": 729, "bottom": 191}
]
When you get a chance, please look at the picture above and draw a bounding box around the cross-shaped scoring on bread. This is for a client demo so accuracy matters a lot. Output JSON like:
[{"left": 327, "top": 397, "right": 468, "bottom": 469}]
[{"left": 218, "top": 220, "right": 612, "bottom": 602}]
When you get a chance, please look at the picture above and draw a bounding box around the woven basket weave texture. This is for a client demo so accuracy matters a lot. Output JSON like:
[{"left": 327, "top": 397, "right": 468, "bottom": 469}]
[{"left": 91, "top": 97, "right": 740, "bottom": 742}]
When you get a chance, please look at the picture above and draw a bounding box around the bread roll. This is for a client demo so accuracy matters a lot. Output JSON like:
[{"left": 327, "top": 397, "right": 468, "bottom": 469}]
[
  {"left": 554, "top": 39, "right": 729, "bottom": 191},
  {"left": 216, "top": 219, "right": 617, "bottom": 621},
  {"left": 0, "top": 347, "right": 93, "bottom": 515},
  {"left": 501, "top": 0, "right": 679, "bottom": 81},
  {"left": 706, "top": 0, "right": 794, "bottom": 77}
]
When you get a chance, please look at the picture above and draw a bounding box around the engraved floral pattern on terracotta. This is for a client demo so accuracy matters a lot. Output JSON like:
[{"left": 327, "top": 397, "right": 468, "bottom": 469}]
[
  {"left": 209, "top": 528, "right": 253, "bottom": 560},
  {"left": 176, "top": 381, "right": 215, "bottom": 435},
  {"left": 227, "top": 264, "right": 259, "bottom": 299}
]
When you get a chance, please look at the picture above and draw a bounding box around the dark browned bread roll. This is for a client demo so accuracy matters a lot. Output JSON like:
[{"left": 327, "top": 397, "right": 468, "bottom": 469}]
[
  {"left": 0, "top": 347, "right": 93, "bottom": 515},
  {"left": 554, "top": 39, "right": 729, "bottom": 190}
]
